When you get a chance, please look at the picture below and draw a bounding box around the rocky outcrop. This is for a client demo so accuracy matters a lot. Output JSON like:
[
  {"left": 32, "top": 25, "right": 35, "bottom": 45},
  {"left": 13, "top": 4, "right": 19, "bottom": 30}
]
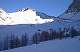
[{"left": 66, "top": 0, "right": 80, "bottom": 13}]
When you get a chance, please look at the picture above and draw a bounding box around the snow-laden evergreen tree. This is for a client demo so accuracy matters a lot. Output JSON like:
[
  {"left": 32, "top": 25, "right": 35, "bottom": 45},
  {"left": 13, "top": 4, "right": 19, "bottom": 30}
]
[
  {"left": 32, "top": 32, "right": 40, "bottom": 44},
  {"left": 21, "top": 33, "right": 28, "bottom": 46}
]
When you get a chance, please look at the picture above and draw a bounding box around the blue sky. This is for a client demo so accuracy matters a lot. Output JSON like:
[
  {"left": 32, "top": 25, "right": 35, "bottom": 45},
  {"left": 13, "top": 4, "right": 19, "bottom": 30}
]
[{"left": 0, "top": 0, "right": 72, "bottom": 16}]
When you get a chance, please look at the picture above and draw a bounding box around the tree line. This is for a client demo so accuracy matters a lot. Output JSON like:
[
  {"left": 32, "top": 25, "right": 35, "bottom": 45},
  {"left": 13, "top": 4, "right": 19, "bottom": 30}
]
[
  {"left": 0, "top": 27, "right": 80, "bottom": 51},
  {"left": 32, "top": 27, "right": 80, "bottom": 44},
  {"left": 0, "top": 34, "right": 28, "bottom": 51}
]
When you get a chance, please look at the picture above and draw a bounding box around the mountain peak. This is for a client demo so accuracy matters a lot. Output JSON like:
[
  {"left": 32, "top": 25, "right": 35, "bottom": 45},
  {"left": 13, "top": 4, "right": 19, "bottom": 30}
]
[
  {"left": 0, "top": 8, "right": 6, "bottom": 13},
  {"left": 17, "top": 8, "right": 36, "bottom": 12},
  {"left": 0, "top": 8, "right": 54, "bottom": 25}
]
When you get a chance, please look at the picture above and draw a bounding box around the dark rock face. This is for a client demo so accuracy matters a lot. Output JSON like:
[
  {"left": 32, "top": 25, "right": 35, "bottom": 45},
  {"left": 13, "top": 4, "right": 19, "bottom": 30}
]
[{"left": 66, "top": 0, "right": 80, "bottom": 13}]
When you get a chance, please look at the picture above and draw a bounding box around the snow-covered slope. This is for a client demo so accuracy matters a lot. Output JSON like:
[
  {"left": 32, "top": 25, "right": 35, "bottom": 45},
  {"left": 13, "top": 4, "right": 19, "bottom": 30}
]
[
  {"left": 1, "top": 38, "right": 80, "bottom": 52},
  {"left": 0, "top": 0, "right": 80, "bottom": 51},
  {"left": 58, "top": 0, "right": 80, "bottom": 30},
  {"left": 0, "top": 8, "right": 64, "bottom": 39},
  {"left": 59, "top": 11, "right": 80, "bottom": 22},
  {"left": 0, "top": 0, "right": 80, "bottom": 42},
  {"left": 66, "top": 0, "right": 80, "bottom": 13},
  {"left": 0, "top": 8, "right": 54, "bottom": 25},
  {"left": 59, "top": 0, "right": 80, "bottom": 20},
  {"left": 36, "top": 11, "right": 54, "bottom": 19}
]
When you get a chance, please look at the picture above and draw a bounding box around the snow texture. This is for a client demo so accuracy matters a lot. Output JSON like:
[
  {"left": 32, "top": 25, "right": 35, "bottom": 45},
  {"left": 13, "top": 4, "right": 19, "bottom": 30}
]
[
  {"left": 0, "top": 8, "right": 54, "bottom": 25},
  {"left": 1, "top": 38, "right": 80, "bottom": 52}
]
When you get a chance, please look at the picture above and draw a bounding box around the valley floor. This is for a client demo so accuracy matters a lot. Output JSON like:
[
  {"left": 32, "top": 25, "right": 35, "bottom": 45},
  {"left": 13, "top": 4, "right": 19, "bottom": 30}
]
[{"left": 1, "top": 37, "right": 80, "bottom": 52}]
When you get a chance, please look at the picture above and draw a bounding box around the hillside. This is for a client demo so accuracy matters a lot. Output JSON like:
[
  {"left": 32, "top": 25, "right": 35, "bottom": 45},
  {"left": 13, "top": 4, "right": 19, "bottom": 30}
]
[{"left": 1, "top": 37, "right": 80, "bottom": 52}]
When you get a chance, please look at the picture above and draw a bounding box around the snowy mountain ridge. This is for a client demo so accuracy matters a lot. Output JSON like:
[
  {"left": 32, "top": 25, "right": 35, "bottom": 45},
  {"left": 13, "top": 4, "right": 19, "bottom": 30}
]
[
  {"left": 0, "top": 8, "right": 54, "bottom": 25},
  {"left": 0, "top": 0, "right": 80, "bottom": 39},
  {"left": 0, "top": 0, "right": 80, "bottom": 51}
]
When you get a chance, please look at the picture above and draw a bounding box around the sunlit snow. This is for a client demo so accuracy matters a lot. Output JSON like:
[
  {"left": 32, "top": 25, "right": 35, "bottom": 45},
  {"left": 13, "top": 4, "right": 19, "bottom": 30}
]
[{"left": 0, "top": 8, "right": 54, "bottom": 25}]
